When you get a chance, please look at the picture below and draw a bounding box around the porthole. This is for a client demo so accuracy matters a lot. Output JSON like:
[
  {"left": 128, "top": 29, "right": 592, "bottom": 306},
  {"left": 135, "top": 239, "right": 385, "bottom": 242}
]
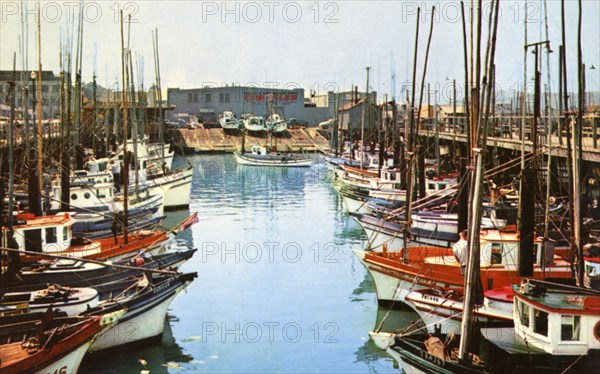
[
  {"left": 84, "top": 192, "right": 91, "bottom": 199},
  {"left": 71, "top": 193, "right": 78, "bottom": 200}
]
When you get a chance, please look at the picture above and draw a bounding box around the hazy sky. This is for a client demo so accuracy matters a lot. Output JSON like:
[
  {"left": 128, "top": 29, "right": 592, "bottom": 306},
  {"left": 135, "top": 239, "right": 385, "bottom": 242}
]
[{"left": 1, "top": 0, "right": 599, "bottom": 103}]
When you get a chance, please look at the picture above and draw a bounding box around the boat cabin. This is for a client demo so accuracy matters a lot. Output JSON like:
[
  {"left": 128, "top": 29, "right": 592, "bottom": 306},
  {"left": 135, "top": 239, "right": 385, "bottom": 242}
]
[
  {"left": 8, "top": 212, "right": 74, "bottom": 254},
  {"left": 49, "top": 175, "right": 115, "bottom": 212},
  {"left": 250, "top": 145, "right": 269, "bottom": 155},
  {"left": 479, "top": 228, "right": 548, "bottom": 269},
  {"left": 513, "top": 280, "right": 600, "bottom": 355},
  {"left": 425, "top": 228, "right": 557, "bottom": 270}
]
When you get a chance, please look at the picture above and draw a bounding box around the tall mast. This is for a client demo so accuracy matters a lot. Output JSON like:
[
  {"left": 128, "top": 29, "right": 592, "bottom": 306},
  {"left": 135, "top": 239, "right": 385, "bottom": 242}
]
[
  {"left": 401, "top": 7, "right": 421, "bottom": 263},
  {"left": 361, "top": 66, "right": 370, "bottom": 168},
  {"left": 542, "top": 0, "right": 554, "bottom": 246},
  {"left": 573, "top": 0, "right": 584, "bottom": 285},
  {"left": 120, "top": 10, "right": 129, "bottom": 244},
  {"left": 8, "top": 54, "right": 17, "bottom": 230},
  {"left": 153, "top": 29, "right": 165, "bottom": 162},
  {"left": 36, "top": 7, "right": 43, "bottom": 212},
  {"left": 521, "top": 1, "right": 528, "bottom": 171}
]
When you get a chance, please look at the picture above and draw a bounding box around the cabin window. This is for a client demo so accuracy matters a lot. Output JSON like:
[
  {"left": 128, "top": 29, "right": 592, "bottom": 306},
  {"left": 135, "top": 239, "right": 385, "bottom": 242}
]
[
  {"left": 560, "top": 315, "right": 581, "bottom": 341},
  {"left": 533, "top": 309, "right": 548, "bottom": 337},
  {"left": 71, "top": 193, "right": 78, "bottom": 200},
  {"left": 63, "top": 226, "right": 69, "bottom": 240},
  {"left": 45, "top": 227, "right": 57, "bottom": 244},
  {"left": 24, "top": 229, "right": 42, "bottom": 253},
  {"left": 428, "top": 183, "right": 436, "bottom": 190},
  {"left": 84, "top": 192, "right": 91, "bottom": 199},
  {"left": 517, "top": 300, "right": 530, "bottom": 327},
  {"left": 96, "top": 189, "right": 106, "bottom": 198},
  {"left": 491, "top": 243, "right": 503, "bottom": 264},
  {"left": 439, "top": 184, "right": 446, "bottom": 190}
]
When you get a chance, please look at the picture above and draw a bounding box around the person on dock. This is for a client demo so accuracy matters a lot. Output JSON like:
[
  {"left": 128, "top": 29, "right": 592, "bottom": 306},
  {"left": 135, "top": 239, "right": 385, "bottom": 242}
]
[{"left": 453, "top": 229, "right": 468, "bottom": 275}]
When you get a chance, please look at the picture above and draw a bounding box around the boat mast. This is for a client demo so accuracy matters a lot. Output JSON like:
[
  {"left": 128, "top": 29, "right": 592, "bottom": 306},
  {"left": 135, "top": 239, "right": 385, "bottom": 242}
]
[
  {"left": 35, "top": 8, "right": 43, "bottom": 215},
  {"left": 152, "top": 29, "right": 165, "bottom": 163},
  {"left": 458, "top": 0, "right": 499, "bottom": 361},
  {"left": 542, "top": 0, "right": 554, "bottom": 251},
  {"left": 361, "top": 67, "right": 370, "bottom": 168},
  {"left": 120, "top": 10, "right": 129, "bottom": 244},
  {"left": 7, "top": 54, "right": 17, "bottom": 231},
  {"left": 401, "top": 7, "right": 421, "bottom": 263},
  {"left": 573, "top": 0, "right": 584, "bottom": 285},
  {"left": 458, "top": 1, "right": 471, "bottom": 234}
]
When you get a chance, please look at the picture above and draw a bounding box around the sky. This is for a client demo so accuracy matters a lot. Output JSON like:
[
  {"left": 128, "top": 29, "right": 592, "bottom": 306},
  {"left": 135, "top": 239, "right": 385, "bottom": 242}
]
[{"left": 1, "top": 0, "right": 599, "bottom": 103}]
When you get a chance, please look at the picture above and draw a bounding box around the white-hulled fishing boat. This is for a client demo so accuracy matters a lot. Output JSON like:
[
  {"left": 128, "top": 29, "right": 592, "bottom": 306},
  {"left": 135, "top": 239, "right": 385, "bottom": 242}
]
[
  {"left": 243, "top": 115, "right": 267, "bottom": 132},
  {"left": 219, "top": 111, "right": 241, "bottom": 130},
  {"left": 234, "top": 146, "right": 312, "bottom": 167},
  {"left": 266, "top": 113, "right": 288, "bottom": 133}
]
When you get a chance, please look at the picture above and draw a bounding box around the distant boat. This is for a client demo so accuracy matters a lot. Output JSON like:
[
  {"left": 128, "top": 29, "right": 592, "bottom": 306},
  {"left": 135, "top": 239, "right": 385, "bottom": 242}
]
[
  {"left": 266, "top": 113, "right": 288, "bottom": 133},
  {"left": 234, "top": 146, "right": 312, "bottom": 167},
  {"left": 219, "top": 111, "right": 241, "bottom": 130},
  {"left": 242, "top": 115, "right": 267, "bottom": 132}
]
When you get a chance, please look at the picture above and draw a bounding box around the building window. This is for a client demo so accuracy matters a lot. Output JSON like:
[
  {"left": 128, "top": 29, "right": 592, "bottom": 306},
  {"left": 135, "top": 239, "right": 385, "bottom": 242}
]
[
  {"left": 193, "top": 93, "right": 199, "bottom": 102},
  {"left": 188, "top": 93, "right": 193, "bottom": 102},
  {"left": 560, "top": 315, "right": 580, "bottom": 341},
  {"left": 45, "top": 227, "right": 57, "bottom": 244},
  {"left": 224, "top": 93, "right": 230, "bottom": 103},
  {"left": 219, "top": 93, "right": 224, "bottom": 103},
  {"left": 205, "top": 94, "right": 211, "bottom": 103}
]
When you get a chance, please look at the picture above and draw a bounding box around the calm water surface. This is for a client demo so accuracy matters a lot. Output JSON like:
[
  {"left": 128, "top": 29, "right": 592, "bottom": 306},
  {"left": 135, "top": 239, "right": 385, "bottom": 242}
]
[{"left": 81, "top": 154, "right": 418, "bottom": 373}]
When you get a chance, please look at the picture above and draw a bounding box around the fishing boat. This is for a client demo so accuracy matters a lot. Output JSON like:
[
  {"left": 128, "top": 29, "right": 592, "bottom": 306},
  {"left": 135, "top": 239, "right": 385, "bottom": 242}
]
[
  {"left": 0, "top": 311, "right": 122, "bottom": 374},
  {"left": 219, "top": 111, "right": 241, "bottom": 131},
  {"left": 82, "top": 271, "right": 197, "bottom": 351},
  {"left": 266, "top": 113, "right": 288, "bottom": 133},
  {"left": 6, "top": 245, "right": 197, "bottom": 293},
  {"left": 1, "top": 285, "right": 99, "bottom": 316},
  {"left": 242, "top": 115, "right": 267, "bottom": 133},
  {"left": 350, "top": 209, "right": 507, "bottom": 249},
  {"left": 4, "top": 212, "right": 172, "bottom": 264},
  {"left": 234, "top": 146, "right": 312, "bottom": 167},
  {"left": 480, "top": 279, "right": 600, "bottom": 372},
  {"left": 353, "top": 226, "right": 573, "bottom": 305}
]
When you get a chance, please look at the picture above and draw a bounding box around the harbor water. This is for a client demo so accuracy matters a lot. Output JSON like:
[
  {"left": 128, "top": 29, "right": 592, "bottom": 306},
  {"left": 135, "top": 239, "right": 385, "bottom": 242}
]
[{"left": 80, "top": 154, "right": 419, "bottom": 373}]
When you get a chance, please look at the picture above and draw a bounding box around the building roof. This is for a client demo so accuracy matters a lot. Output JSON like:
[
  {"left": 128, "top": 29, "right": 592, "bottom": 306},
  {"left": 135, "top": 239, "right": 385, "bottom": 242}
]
[{"left": 339, "top": 98, "right": 377, "bottom": 111}]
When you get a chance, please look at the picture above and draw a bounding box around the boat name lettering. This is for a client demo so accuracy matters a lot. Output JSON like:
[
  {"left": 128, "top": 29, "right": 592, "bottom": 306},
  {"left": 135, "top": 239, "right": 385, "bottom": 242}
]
[
  {"left": 153, "top": 281, "right": 171, "bottom": 294},
  {"left": 418, "top": 350, "right": 445, "bottom": 366},
  {"left": 421, "top": 293, "right": 439, "bottom": 302}
]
